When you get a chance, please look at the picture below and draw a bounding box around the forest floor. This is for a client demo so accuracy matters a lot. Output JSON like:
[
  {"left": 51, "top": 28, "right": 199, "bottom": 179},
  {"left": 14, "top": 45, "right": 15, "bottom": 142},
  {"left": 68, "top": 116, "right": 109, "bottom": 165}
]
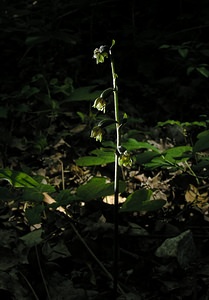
[{"left": 1, "top": 107, "right": 209, "bottom": 300}]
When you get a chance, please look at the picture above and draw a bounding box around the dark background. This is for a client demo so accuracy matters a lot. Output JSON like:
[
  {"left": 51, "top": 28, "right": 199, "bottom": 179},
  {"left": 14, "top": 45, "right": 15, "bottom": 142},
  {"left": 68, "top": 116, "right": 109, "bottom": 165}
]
[{"left": 1, "top": 0, "right": 209, "bottom": 165}]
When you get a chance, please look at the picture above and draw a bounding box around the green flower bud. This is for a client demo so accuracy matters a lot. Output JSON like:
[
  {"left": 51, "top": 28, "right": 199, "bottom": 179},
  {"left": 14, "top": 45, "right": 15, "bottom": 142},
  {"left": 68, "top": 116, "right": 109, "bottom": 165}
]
[
  {"left": 90, "top": 126, "right": 104, "bottom": 142},
  {"left": 92, "top": 97, "right": 106, "bottom": 113},
  {"left": 119, "top": 151, "right": 132, "bottom": 168}
]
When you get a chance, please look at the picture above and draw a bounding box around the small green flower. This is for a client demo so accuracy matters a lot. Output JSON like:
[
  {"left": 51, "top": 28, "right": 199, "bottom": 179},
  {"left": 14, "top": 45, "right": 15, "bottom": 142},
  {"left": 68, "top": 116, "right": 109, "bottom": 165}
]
[
  {"left": 93, "top": 46, "right": 108, "bottom": 64},
  {"left": 119, "top": 151, "right": 132, "bottom": 168},
  {"left": 92, "top": 97, "right": 106, "bottom": 113},
  {"left": 90, "top": 126, "right": 104, "bottom": 142}
]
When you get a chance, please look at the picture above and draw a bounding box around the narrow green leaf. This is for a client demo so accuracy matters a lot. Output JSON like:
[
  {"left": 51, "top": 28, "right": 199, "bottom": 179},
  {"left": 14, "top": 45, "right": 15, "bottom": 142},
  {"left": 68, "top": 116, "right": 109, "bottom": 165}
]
[
  {"left": 0, "top": 169, "right": 39, "bottom": 188},
  {"left": 143, "top": 156, "right": 171, "bottom": 169},
  {"left": 196, "top": 66, "right": 209, "bottom": 78},
  {"left": 159, "top": 44, "right": 170, "bottom": 49},
  {"left": 98, "top": 118, "right": 117, "bottom": 128}
]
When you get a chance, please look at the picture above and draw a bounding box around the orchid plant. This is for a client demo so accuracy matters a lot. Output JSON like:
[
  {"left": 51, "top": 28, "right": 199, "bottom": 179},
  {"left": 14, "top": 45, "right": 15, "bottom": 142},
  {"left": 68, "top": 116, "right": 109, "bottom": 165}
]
[{"left": 91, "top": 40, "right": 132, "bottom": 296}]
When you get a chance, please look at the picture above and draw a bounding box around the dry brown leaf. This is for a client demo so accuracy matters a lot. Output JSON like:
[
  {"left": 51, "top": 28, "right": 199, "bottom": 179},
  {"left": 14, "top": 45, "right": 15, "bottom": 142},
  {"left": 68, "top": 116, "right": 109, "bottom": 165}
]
[{"left": 185, "top": 184, "right": 209, "bottom": 208}]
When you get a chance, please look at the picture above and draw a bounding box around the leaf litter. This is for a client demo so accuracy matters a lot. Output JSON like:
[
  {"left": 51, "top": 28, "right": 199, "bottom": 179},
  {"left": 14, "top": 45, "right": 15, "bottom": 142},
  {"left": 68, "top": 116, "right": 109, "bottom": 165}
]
[{"left": 1, "top": 121, "right": 209, "bottom": 299}]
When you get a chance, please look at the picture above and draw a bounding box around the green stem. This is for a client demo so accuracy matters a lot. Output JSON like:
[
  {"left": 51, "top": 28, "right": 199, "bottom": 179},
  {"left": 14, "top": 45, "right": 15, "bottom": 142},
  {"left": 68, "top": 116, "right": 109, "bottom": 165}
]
[
  {"left": 109, "top": 46, "right": 120, "bottom": 298},
  {"left": 109, "top": 48, "right": 120, "bottom": 145}
]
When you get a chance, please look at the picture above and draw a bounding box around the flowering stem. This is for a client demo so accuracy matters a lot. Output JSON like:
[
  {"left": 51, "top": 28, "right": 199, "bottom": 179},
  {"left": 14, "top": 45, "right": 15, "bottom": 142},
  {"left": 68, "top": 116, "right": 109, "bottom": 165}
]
[
  {"left": 109, "top": 45, "right": 120, "bottom": 298},
  {"left": 92, "top": 41, "right": 124, "bottom": 297}
]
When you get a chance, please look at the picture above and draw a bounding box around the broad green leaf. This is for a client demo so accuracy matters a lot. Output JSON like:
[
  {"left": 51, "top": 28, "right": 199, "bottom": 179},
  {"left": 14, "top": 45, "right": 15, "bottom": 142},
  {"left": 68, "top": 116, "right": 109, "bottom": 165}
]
[
  {"left": 120, "top": 189, "right": 165, "bottom": 212},
  {"left": 77, "top": 177, "right": 126, "bottom": 202},
  {"left": 136, "top": 151, "right": 160, "bottom": 165},
  {"left": 182, "top": 121, "right": 207, "bottom": 128},
  {"left": 193, "top": 130, "right": 209, "bottom": 152},
  {"left": 143, "top": 146, "right": 192, "bottom": 169},
  {"left": 22, "top": 184, "right": 55, "bottom": 202},
  {"left": 102, "top": 141, "right": 116, "bottom": 148},
  {"left": 55, "top": 190, "right": 80, "bottom": 206},
  {"left": 164, "top": 146, "right": 192, "bottom": 163},
  {"left": 21, "top": 85, "right": 40, "bottom": 98},
  {"left": 143, "top": 156, "right": 172, "bottom": 169},
  {"left": 157, "top": 120, "right": 181, "bottom": 127},
  {"left": 23, "top": 188, "right": 44, "bottom": 202},
  {"left": 37, "top": 183, "right": 55, "bottom": 193},
  {"left": 122, "top": 138, "right": 159, "bottom": 152},
  {"left": 68, "top": 86, "right": 103, "bottom": 101},
  {"left": 120, "top": 189, "right": 151, "bottom": 211},
  {"left": 25, "top": 205, "right": 45, "bottom": 225},
  {"left": 76, "top": 149, "right": 115, "bottom": 166},
  {"left": 0, "top": 169, "right": 39, "bottom": 188},
  {"left": 20, "top": 229, "right": 43, "bottom": 247},
  {"left": 138, "top": 199, "right": 166, "bottom": 211}
]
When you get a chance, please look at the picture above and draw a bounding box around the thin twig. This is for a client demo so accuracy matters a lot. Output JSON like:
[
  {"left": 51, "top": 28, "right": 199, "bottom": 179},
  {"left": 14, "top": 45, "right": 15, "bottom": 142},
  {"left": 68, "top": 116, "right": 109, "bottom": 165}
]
[
  {"left": 35, "top": 245, "right": 51, "bottom": 300},
  {"left": 42, "top": 192, "right": 125, "bottom": 296},
  {"left": 19, "top": 271, "right": 40, "bottom": 300},
  {"left": 70, "top": 222, "right": 125, "bottom": 295}
]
